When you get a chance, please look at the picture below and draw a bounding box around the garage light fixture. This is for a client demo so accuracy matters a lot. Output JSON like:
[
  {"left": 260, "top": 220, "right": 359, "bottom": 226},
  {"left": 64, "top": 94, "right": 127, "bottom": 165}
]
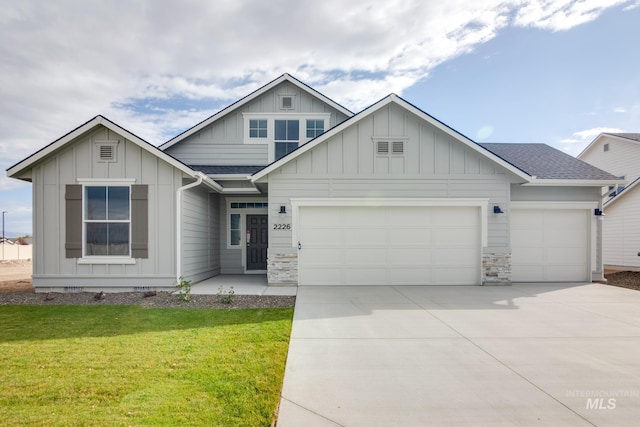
[
  {"left": 594, "top": 208, "right": 605, "bottom": 216},
  {"left": 493, "top": 205, "right": 504, "bottom": 214},
  {"left": 279, "top": 205, "right": 287, "bottom": 215}
]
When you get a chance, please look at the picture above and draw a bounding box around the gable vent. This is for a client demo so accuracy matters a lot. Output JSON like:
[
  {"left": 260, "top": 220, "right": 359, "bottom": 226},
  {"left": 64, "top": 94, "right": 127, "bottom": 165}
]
[
  {"left": 392, "top": 141, "right": 404, "bottom": 154},
  {"left": 99, "top": 144, "right": 114, "bottom": 161},
  {"left": 377, "top": 141, "right": 389, "bottom": 154}
]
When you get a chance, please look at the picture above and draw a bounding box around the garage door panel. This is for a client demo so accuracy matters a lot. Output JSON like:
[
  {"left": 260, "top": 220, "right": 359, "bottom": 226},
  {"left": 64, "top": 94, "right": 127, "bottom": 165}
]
[
  {"left": 511, "top": 209, "right": 588, "bottom": 282},
  {"left": 299, "top": 228, "right": 343, "bottom": 244},
  {"left": 389, "top": 268, "right": 433, "bottom": 284},
  {"left": 388, "top": 207, "right": 431, "bottom": 226},
  {"left": 433, "top": 208, "right": 478, "bottom": 226},
  {"left": 433, "top": 228, "right": 478, "bottom": 247},
  {"left": 389, "top": 229, "right": 432, "bottom": 246},
  {"left": 344, "top": 248, "right": 386, "bottom": 266},
  {"left": 388, "top": 248, "right": 431, "bottom": 265},
  {"left": 433, "top": 267, "right": 478, "bottom": 284},
  {"left": 300, "top": 207, "right": 341, "bottom": 226},
  {"left": 344, "top": 268, "right": 387, "bottom": 285},
  {"left": 343, "top": 229, "right": 386, "bottom": 245},
  {"left": 298, "top": 205, "right": 480, "bottom": 285},
  {"left": 433, "top": 248, "right": 477, "bottom": 265},
  {"left": 511, "top": 229, "right": 543, "bottom": 246},
  {"left": 300, "top": 248, "right": 342, "bottom": 267},
  {"left": 343, "top": 207, "right": 385, "bottom": 226}
]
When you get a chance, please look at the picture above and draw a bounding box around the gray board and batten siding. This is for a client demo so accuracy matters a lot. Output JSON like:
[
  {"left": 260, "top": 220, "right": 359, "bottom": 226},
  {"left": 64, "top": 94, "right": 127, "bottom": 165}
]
[{"left": 163, "top": 81, "right": 350, "bottom": 166}]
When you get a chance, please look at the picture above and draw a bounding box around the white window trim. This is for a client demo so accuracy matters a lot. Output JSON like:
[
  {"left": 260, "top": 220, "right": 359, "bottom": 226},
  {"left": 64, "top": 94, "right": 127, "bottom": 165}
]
[
  {"left": 242, "top": 113, "right": 331, "bottom": 162},
  {"left": 77, "top": 179, "right": 136, "bottom": 264},
  {"left": 226, "top": 198, "right": 268, "bottom": 250}
]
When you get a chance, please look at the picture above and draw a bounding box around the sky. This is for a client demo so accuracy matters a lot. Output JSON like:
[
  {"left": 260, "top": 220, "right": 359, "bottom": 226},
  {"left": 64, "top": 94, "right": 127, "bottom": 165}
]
[{"left": 1, "top": 0, "right": 639, "bottom": 235}]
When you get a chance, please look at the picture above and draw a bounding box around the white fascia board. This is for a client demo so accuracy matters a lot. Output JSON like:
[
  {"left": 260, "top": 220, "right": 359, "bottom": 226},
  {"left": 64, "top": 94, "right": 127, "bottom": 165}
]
[
  {"left": 206, "top": 174, "right": 254, "bottom": 180},
  {"left": 251, "top": 95, "right": 532, "bottom": 183},
  {"left": 159, "top": 74, "right": 353, "bottom": 151},
  {"left": 604, "top": 177, "right": 640, "bottom": 208},
  {"left": 521, "top": 178, "right": 626, "bottom": 187},
  {"left": 7, "top": 116, "right": 222, "bottom": 193},
  {"left": 221, "top": 187, "right": 261, "bottom": 194},
  {"left": 511, "top": 201, "right": 598, "bottom": 210},
  {"left": 7, "top": 115, "right": 103, "bottom": 177}
]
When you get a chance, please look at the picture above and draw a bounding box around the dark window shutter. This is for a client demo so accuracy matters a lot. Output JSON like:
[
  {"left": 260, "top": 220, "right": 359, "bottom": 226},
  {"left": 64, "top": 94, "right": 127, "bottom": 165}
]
[
  {"left": 65, "top": 184, "right": 83, "bottom": 258},
  {"left": 131, "top": 185, "right": 148, "bottom": 258}
]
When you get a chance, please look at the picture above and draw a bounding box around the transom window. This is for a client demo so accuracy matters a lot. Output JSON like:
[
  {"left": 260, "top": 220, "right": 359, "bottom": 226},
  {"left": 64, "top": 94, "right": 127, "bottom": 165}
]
[
  {"left": 249, "top": 119, "right": 267, "bottom": 138},
  {"left": 84, "top": 186, "right": 130, "bottom": 256},
  {"left": 306, "top": 119, "right": 325, "bottom": 138}
]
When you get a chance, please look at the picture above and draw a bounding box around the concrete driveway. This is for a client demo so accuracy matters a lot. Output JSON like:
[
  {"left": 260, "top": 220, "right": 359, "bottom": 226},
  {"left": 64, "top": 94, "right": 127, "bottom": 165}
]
[{"left": 276, "top": 283, "right": 640, "bottom": 426}]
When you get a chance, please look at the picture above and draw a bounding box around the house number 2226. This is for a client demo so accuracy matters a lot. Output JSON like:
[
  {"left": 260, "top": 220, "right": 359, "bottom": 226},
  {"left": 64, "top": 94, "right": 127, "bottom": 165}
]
[{"left": 273, "top": 224, "right": 291, "bottom": 230}]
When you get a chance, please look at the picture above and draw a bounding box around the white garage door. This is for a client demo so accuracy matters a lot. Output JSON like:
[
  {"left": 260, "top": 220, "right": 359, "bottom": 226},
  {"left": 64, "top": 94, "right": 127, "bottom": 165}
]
[
  {"left": 511, "top": 209, "right": 589, "bottom": 282},
  {"left": 298, "top": 206, "right": 481, "bottom": 286}
]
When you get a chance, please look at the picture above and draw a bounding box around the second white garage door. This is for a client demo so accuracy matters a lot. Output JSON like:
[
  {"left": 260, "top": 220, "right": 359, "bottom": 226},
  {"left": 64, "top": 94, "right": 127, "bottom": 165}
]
[
  {"left": 511, "top": 208, "right": 589, "bottom": 282},
  {"left": 297, "top": 206, "right": 481, "bottom": 286}
]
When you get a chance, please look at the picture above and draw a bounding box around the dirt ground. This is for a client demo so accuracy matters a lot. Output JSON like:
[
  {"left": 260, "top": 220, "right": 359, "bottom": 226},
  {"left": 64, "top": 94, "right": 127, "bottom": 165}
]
[
  {"left": 0, "top": 260, "right": 33, "bottom": 292},
  {"left": 1, "top": 260, "right": 639, "bottom": 295}
]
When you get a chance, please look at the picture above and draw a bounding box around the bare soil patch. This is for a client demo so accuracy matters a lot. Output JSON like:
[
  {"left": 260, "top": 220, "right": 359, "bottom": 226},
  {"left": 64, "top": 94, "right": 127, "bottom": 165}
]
[
  {"left": 603, "top": 271, "right": 640, "bottom": 292},
  {"left": 0, "top": 260, "right": 33, "bottom": 292},
  {"left": 0, "top": 260, "right": 294, "bottom": 308}
]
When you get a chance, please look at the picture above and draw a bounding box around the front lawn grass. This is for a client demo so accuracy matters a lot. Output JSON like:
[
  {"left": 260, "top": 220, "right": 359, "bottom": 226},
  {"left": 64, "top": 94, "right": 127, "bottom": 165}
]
[{"left": 0, "top": 305, "right": 293, "bottom": 426}]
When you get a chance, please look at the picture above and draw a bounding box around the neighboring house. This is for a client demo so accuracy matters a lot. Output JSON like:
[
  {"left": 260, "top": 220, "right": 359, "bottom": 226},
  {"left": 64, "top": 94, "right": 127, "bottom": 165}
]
[
  {"left": 578, "top": 133, "right": 640, "bottom": 271},
  {"left": 7, "top": 74, "right": 621, "bottom": 292}
]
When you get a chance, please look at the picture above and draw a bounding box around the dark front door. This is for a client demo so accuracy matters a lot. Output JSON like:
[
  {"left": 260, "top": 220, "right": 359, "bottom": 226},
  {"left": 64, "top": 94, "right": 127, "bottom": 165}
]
[{"left": 246, "top": 215, "right": 268, "bottom": 270}]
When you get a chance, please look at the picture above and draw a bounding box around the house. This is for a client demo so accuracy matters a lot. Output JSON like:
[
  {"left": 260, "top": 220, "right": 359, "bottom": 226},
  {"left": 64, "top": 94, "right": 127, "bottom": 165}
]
[
  {"left": 7, "top": 74, "right": 622, "bottom": 292},
  {"left": 578, "top": 133, "right": 640, "bottom": 271}
]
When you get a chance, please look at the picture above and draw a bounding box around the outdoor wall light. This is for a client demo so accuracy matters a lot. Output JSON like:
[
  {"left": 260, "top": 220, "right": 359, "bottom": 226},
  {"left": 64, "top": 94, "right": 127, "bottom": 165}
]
[
  {"left": 279, "top": 205, "right": 287, "bottom": 215},
  {"left": 594, "top": 208, "right": 605, "bottom": 216},
  {"left": 493, "top": 205, "right": 504, "bottom": 214}
]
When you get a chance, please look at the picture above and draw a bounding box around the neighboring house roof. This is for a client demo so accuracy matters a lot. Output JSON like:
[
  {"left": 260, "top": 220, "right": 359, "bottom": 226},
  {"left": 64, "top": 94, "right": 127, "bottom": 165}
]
[
  {"left": 6, "top": 115, "right": 223, "bottom": 192},
  {"left": 577, "top": 132, "right": 640, "bottom": 159},
  {"left": 159, "top": 73, "right": 354, "bottom": 151},
  {"left": 605, "top": 133, "right": 640, "bottom": 142},
  {"left": 480, "top": 143, "right": 621, "bottom": 180},
  {"left": 190, "top": 165, "right": 264, "bottom": 175}
]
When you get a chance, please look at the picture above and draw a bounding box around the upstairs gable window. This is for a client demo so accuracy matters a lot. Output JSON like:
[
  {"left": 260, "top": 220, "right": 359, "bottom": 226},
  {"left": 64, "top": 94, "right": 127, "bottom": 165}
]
[
  {"left": 306, "top": 119, "right": 325, "bottom": 138},
  {"left": 249, "top": 119, "right": 267, "bottom": 138},
  {"left": 275, "top": 119, "right": 299, "bottom": 160}
]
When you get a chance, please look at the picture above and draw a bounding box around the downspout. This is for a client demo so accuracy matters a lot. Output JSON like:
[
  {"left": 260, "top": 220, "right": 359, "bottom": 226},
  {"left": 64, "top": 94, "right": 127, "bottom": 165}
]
[{"left": 176, "top": 174, "right": 203, "bottom": 283}]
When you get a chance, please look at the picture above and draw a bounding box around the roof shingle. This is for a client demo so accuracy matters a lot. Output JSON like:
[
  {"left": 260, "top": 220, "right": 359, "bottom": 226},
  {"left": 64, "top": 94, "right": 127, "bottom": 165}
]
[{"left": 479, "top": 143, "right": 620, "bottom": 180}]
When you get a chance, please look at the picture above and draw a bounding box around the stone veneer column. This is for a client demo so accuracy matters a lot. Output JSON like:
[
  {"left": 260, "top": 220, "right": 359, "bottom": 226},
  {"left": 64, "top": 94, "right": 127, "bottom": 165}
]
[
  {"left": 482, "top": 250, "right": 511, "bottom": 285},
  {"left": 267, "top": 252, "right": 298, "bottom": 285}
]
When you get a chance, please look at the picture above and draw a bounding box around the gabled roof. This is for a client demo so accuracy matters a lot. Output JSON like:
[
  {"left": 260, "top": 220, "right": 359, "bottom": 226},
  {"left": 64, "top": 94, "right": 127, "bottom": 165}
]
[
  {"left": 7, "top": 115, "right": 222, "bottom": 192},
  {"left": 159, "top": 73, "right": 354, "bottom": 151},
  {"left": 577, "top": 132, "right": 640, "bottom": 159},
  {"left": 252, "top": 94, "right": 534, "bottom": 183},
  {"left": 480, "top": 143, "right": 621, "bottom": 181}
]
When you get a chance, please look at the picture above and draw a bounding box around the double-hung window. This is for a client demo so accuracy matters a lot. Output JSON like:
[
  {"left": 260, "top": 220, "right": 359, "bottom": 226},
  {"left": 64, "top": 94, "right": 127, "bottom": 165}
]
[
  {"left": 275, "top": 119, "right": 299, "bottom": 160},
  {"left": 84, "top": 186, "right": 130, "bottom": 256}
]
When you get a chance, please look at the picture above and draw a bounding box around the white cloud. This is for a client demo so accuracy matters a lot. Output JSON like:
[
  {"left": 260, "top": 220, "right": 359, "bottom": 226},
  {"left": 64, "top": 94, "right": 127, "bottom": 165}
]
[
  {"left": 0, "top": 0, "right": 635, "bottom": 190},
  {"left": 559, "top": 126, "right": 624, "bottom": 155},
  {"left": 614, "top": 106, "right": 627, "bottom": 113}
]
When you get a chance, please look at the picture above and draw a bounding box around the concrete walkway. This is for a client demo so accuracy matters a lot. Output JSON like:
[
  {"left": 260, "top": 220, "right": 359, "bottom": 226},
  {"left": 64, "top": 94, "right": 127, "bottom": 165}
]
[
  {"left": 189, "top": 275, "right": 297, "bottom": 296},
  {"left": 277, "top": 283, "right": 640, "bottom": 426}
]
